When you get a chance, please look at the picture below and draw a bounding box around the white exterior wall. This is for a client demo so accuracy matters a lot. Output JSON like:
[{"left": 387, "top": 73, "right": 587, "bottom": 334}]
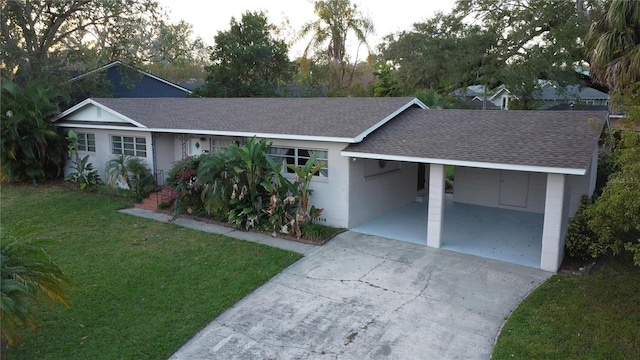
[
  {"left": 63, "top": 128, "right": 154, "bottom": 184},
  {"left": 268, "top": 139, "right": 351, "bottom": 229},
  {"left": 347, "top": 160, "right": 420, "bottom": 228},
  {"left": 427, "top": 164, "right": 445, "bottom": 248},
  {"left": 453, "top": 167, "right": 547, "bottom": 213},
  {"left": 540, "top": 173, "right": 570, "bottom": 272}
]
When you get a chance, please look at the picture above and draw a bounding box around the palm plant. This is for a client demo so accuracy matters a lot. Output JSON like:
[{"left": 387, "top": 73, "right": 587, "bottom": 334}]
[
  {"left": 105, "top": 154, "right": 133, "bottom": 189},
  {"left": 1, "top": 227, "right": 70, "bottom": 347},
  {"left": 585, "top": 0, "right": 640, "bottom": 93}
]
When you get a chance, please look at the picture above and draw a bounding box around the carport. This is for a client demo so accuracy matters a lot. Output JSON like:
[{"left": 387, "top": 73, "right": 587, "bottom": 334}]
[
  {"left": 342, "top": 109, "right": 606, "bottom": 272},
  {"left": 351, "top": 195, "right": 544, "bottom": 268}
]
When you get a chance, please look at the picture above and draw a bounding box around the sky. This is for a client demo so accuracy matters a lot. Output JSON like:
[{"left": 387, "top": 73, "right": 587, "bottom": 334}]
[{"left": 155, "top": 0, "right": 458, "bottom": 59}]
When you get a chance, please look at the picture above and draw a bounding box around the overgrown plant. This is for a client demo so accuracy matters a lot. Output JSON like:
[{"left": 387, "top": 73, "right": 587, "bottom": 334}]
[
  {"left": 262, "top": 154, "right": 299, "bottom": 236},
  {"left": 63, "top": 130, "right": 100, "bottom": 191},
  {"left": 199, "top": 152, "right": 239, "bottom": 220},
  {"left": 166, "top": 155, "right": 204, "bottom": 219},
  {"left": 226, "top": 137, "right": 272, "bottom": 229},
  {"left": 286, "top": 152, "right": 326, "bottom": 238},
  {"left": 1, "top": 226, "right": 70, "bottom": 347},
  {"left": 0, "top": 80, "right": 66, "bottom": 183}
]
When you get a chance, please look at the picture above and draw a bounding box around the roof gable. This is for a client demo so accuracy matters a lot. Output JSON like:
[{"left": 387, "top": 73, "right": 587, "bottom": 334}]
[{"left": 52, "top": 99, "right": 146, "bottom": 128}]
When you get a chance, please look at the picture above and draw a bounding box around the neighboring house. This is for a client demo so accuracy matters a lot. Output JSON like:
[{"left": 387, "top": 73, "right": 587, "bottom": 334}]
[
  {"left": 488, "top": 85, "right": 515, "bottom": 110},
  {"left": 537, "top": 83, "right": 609, "bottom": 109},
  {"left": 68, "top": 61, "right": 192, "bottom": 98},
  {"left": 52, "top": 97, "right": 606, "bottom": 272}
]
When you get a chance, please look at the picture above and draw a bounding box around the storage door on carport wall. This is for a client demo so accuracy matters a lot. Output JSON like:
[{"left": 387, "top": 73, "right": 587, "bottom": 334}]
[{"left": 499, "top": 170, "right": 529, "bottom": 207}]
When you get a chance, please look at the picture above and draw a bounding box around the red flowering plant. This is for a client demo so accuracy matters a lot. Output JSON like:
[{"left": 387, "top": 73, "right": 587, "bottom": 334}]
[{"left": 165, "top": 155, "right": 204, "bottom": 219}]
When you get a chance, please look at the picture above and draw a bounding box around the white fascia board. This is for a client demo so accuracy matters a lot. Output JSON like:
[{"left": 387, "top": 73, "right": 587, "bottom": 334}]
[
  {"left": 52, "top": 123, "right": 356, "bottom": 143},
  {"left": 341, "top": 151, "right": 587, "bottom": 175},
  {"left": 52, "top": 99, "right": 147, "bottom": 128},
  {"left": 353, "top": 98, "right": 429, "bottom": 143}
]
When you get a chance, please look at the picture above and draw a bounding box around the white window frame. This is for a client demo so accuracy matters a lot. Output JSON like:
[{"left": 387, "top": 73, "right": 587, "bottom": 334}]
[
  {"left": 269, "top": 146, "right": 328, "bottom": 178},
  {"left": 111, "top": 135, "right": 147, "bottom": 157},
  {"left": 77, "top": 132, "right": 95, "bottom": 152}
]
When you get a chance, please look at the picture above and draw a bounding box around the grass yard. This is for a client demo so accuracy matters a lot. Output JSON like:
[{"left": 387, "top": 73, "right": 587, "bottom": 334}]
[
  {"left": 0, "top": 184, "right": 302, "bottom": 359},
  {"left": 492, "top": 253, "right": 640, "bottom": 359}
]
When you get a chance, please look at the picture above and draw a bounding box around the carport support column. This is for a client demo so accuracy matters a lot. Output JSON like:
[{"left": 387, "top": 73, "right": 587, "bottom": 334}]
[
  {"left": 541, "top": 173, "right": 569, "bottom": 272},
  {"left": 427, "top": 164, "right": 445, "bottom": 248}
]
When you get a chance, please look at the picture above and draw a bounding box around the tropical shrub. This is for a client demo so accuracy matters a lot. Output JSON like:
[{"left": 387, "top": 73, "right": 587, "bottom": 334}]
[
  {"left": 285, "top": 152, "right": 326, "bottom": 238},
  {"left": 0, "top": 80, "right": 66, "bottom": 183},
  {"left": 226, "top": 138, "right": 273, "bottom": 229},
  {"left": 1, "top": 227, "right": 70, "bottom": 347},
  {"left": 166, "top": 155, "right": 204, "bottom": 218},
  {"left": 170, "top": 137, "right": 327, "bottom": 239},
  {"left": 198, "top": 151, "right": 241, "bottom": 221},
  {"left": 63, "top": 130, "right": 101, "bottom": 191}
]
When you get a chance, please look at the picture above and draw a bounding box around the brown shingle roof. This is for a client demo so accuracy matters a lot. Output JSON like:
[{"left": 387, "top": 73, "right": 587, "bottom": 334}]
[
  {"left": 343, "top": 109, "right": 607, "bottom": 172},
  {"left": 90, "top": 97, "right": 419, "bottom": 141}
]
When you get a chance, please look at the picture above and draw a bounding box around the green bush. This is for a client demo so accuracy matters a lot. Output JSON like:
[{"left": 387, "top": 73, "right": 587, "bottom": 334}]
[{"left": 565, "top": 195, "right": 599, "bottom": 261}]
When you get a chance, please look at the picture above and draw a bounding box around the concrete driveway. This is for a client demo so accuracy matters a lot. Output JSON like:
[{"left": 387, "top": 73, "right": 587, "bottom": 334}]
[{"left": 169, "top": 231, "right": 551, "bottom": 360}]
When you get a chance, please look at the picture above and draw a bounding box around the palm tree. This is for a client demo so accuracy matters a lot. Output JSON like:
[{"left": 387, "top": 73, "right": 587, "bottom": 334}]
[
  {"left": 585, "top": 0, "right": 640, "bottom": 93},
  {"left": 298, "top": 0, "right": 374, "bottom": 90},
  {"left": 1, "top": 230, "right": 70, "bottom": 347}
]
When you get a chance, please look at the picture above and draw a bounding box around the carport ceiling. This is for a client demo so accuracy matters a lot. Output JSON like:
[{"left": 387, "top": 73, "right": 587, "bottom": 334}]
[{"left": 343, "top": 108, "right": 607, "bottom": 175}]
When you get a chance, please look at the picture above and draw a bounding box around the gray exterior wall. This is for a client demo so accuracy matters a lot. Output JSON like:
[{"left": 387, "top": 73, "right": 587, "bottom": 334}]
[
  {"left": 452, "top": 167, "right": 547, "bottom": 213},
  {"left": 347, "top": 160, "right": 422, "bottom": 228}
]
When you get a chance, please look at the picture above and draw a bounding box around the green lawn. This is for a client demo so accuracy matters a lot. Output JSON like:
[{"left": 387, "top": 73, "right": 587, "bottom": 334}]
[
  {"left": 493, "top": 253, "right": 640, "bottom": 359},
  {"left": 0, "top": 184, "right": 302, "bottom": 359}
]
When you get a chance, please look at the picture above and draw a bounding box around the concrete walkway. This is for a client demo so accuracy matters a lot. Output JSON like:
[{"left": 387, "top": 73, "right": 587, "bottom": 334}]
[{"left": 120, "top": 208, "right": 551, "bottom": 360}]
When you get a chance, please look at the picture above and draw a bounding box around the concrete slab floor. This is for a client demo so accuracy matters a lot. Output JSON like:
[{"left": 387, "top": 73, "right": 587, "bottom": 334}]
[
  {"left": 169, "top": 232, "right": 551, "bottom": 360},
  {"left": 351, "top": 195, "right": 544, "bottom": 269}
]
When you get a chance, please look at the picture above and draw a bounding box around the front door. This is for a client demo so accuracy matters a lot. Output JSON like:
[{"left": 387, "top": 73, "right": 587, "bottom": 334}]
[{"left": 499, "top": 170, "right": 529, "bottom": 207}]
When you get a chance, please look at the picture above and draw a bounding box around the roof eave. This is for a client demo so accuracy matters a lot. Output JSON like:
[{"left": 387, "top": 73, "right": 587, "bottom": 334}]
[
  {"left": 52, "top": 123, "right": 355, "bottom": 143},
  {"left": 340, "top": 151, "right": 587, "bottom": 175}
]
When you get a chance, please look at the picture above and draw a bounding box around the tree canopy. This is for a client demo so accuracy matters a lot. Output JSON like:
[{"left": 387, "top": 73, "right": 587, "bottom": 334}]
[
  {"left": 0, "top": 0, "right": 163, "bottom": 84},
  {"left": 379, "top": 0, "right": 599, "bottom": 106},
  {"left": 195, "top": 11, "right": 294, "bottom": 97}
]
